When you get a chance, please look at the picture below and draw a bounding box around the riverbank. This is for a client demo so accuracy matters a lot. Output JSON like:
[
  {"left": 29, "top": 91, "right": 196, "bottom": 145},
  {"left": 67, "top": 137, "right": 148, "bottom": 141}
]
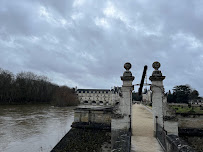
[
  {"left": 0, "top": 68, "right": 79, "bottom": 106},
  {"left": 0, "top": 102, "right": 50, "bottom": 105},
  {"left": 51, "top": 128, "right": 111, "bottom": 152},
  {"left": 0, "top": 102, "right": 78, "bottom": 107}
]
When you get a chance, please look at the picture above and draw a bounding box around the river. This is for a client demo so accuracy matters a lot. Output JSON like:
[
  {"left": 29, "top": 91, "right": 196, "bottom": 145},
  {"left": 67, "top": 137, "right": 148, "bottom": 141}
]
[{"left": 0, "top": 105, "right": 74, "bottom": 152}]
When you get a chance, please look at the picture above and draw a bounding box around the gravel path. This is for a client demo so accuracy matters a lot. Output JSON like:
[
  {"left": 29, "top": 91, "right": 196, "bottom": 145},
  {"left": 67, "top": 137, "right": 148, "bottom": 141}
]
[{"left": 131, "top": 104, "right": 163, "bottom": 152}]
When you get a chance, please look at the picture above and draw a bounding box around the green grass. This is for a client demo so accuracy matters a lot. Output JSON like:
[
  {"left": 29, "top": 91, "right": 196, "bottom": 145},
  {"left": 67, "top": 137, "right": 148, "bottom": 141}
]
[{"left": 170, "top": 105, "right": 203, "bottom": 114}]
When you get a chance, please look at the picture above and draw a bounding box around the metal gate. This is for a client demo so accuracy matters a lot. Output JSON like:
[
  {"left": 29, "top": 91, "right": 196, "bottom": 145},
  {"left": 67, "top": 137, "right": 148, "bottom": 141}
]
[{"left": 156, "top": 123, "right": 167, "bottom": 151}]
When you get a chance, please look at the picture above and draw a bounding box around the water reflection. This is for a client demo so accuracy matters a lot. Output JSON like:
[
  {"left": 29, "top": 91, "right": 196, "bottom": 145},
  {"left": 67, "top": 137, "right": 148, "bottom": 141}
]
[{"left": 0, "top": 105, "right": 74, "bottom": 152}]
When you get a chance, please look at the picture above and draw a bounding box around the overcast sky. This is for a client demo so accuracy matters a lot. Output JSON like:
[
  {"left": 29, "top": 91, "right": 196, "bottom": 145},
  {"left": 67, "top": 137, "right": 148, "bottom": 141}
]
[{"left": 0, "top": 0, "right": 203, "bottom": 95}]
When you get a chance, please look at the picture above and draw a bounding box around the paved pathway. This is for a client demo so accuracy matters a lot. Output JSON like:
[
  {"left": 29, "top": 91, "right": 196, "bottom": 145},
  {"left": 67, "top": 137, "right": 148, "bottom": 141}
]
[{"left": 131, "top": 104, "right": 163, "bottom": 152}]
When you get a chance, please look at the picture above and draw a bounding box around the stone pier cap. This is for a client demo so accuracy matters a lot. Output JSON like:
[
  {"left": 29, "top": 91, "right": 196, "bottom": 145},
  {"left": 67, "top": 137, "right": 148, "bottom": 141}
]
[
  {"left": 149, "top": 61, "right": 165, "bottom": 81},
  {"left": 121, "top": 62, "right": 135, "bottom": 81}
]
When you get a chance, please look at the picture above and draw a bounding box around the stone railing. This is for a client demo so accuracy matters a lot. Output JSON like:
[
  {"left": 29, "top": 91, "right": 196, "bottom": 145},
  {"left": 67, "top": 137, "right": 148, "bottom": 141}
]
[
  {"left": 165, "top": 135, "right": 195, "bottom": 152},
  {"left": 156, "top": 123, "right": 196, "bottom": 152}
]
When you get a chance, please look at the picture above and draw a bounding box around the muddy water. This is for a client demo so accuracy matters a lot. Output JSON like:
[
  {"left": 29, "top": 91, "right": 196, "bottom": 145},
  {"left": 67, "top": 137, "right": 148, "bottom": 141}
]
[{"left": 0, "top": 105, "right": 74, "bottom": 152}]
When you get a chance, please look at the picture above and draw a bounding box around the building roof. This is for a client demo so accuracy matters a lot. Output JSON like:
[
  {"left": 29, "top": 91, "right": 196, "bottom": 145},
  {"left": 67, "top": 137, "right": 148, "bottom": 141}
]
[
  {"left": 111, "top": 87, "right": 121, "bottom": 93},
  {"left": 77, "top": 89, "right": 110, "bottom": 91}
]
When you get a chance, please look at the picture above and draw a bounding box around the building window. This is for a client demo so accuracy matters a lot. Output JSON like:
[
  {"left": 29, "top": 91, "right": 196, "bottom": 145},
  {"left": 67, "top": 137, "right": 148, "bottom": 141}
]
[
  {"left": 84, "top": 101, "right": 88, "bottom": 104},
  {"left": 92, "top": 101, "right": 96, "bottom": 105},
  {"left": 99, "top": 101, "right": 104, "bottom": 105}
]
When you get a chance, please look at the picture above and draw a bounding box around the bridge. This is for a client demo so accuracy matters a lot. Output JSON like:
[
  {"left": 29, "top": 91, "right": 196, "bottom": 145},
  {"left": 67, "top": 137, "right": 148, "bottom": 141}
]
[{"left": 52, "top": 62, "right": 197, "bottom": 152}]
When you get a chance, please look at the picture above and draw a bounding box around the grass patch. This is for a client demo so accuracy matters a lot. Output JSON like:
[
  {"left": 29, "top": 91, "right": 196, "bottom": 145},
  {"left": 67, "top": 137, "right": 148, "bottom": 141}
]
[{"left": 170, "top": 105, "right": 203, "bottom": 114}]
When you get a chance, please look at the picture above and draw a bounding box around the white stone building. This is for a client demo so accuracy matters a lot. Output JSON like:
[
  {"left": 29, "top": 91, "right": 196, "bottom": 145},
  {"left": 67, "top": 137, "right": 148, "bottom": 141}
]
[
  {"left": 142, "top": 89, "right": 152, "bottom": 105},
  {"left": 76, "top": 87, "right": 121, "bottom": 106}
]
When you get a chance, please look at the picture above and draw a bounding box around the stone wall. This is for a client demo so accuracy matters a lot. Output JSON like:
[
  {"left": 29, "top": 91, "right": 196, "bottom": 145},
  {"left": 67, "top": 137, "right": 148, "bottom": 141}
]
[
  {"left": 72, "top": 107, "right": 112, "bottom": 130},
  {"left": 165, "top": 135, "right": 195, "bottom": 152},
  {"left": 176, "top": 114, "right": 203, "bottom": 129},
  {"left": 164, "top": 121, "right": 179, "bottom": 135},
  {"left": 111, "top": 130, "right": 131, "bottom": 152}
]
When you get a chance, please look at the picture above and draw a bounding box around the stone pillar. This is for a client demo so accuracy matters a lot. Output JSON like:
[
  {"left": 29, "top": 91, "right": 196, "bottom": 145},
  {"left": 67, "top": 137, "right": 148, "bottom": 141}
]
[
  {"left": 149, "top": 61, "right": 165, "bottom": 135},
  {"left": 149, "top": 61, "right": 178, "bottom": 136},
  {"left": 120, "top": 62, "right": 135, "bottom": 130},
  {"left": 111, "top": 62, "right": 134, "bottom": 151}
]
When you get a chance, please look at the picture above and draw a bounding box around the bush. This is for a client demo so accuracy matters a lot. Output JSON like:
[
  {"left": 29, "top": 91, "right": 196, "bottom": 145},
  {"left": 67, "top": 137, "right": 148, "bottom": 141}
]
[{"left": 51, "top": 86, "right": 79, "bottom": 107}]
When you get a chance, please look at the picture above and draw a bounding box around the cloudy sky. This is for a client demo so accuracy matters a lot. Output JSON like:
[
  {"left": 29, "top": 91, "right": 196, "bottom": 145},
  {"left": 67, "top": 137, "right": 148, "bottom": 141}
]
[{"left": 0, "top": 0, "right": 203, "bottom": 95}]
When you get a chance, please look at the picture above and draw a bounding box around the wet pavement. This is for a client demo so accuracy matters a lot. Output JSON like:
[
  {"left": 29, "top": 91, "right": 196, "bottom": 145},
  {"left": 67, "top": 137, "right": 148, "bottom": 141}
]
[{"left": 131, "top": 104, "right": 164, "bottom": 152}]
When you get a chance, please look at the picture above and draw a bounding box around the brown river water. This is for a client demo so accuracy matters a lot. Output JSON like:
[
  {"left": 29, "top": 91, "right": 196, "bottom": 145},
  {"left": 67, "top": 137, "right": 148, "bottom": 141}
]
[{"left": 0, "top": 105, "right": 74, "bottom": 152}]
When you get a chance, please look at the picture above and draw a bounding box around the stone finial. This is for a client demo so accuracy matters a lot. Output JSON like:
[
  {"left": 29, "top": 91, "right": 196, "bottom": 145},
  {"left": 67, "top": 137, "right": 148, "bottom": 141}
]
[
  {"left": 121, "top": 62, "right": 134, "bottom": 81},
  {"left": 149, "top": 61, "right": 165, "bottom": 81},
  {"left": 124, "top": 62, "right": 131, "bottom": 71},
  {"left": 152, "top": 61, "right": 160, "bottom": 70}
]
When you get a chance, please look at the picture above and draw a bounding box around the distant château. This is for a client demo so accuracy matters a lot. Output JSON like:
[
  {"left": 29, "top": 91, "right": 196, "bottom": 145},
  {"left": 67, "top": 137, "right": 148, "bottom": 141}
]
[
  {"left": 142, "top": 88, "right": 152, "bottom": 105},
  {"left": 76, "top": 87, "right": 121, "bottom": 105}
]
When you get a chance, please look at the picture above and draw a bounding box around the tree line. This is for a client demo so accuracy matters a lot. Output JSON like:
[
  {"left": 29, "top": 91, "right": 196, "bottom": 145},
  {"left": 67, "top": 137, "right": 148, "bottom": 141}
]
[
  {"left": 0, "top": 68, "right": 79, "bottom": 106},
  {"left": 167, "top": 85, "right": 200, "bottom": 104},
  {"left": 132, "top": 85, "right": 201, "bottom": 104},
  {"left": 132, "top": 92, "right": 142, "bottom": 101}
]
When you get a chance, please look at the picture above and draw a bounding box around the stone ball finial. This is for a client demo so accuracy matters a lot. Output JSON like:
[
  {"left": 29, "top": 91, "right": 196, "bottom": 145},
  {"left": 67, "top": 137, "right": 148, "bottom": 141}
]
[
  {"left": 152, "top": 61, "right": 161, "bottom": 70},
  {"left": 124, "top": 62, "right": 131, "bottom": 71}
]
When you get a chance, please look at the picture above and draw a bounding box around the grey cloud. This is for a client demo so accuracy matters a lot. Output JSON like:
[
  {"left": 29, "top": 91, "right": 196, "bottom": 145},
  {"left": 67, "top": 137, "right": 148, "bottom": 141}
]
[{"left": 0, "top": 0, "right": 203, "bottom": 95}]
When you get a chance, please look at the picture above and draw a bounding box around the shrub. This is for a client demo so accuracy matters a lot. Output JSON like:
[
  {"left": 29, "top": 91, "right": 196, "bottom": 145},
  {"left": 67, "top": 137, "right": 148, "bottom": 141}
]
[{"left": 51, "top": 86, "right": 79, "bottom": 107}]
